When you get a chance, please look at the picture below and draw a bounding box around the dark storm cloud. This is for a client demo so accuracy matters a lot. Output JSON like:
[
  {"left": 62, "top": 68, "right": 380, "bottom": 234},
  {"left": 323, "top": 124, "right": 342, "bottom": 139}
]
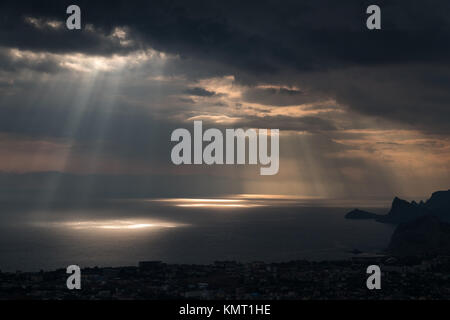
[
  {"left": 1, "top": 0, "right": 449, "bottom": 65},
  {"left": 308, "top": 64, "right": 450, "bottom": 134},
  {"left": 0, "top": 1, "right": 141, "bottom": 55},
  {"left": 184, "top": 87, "right": 216, "bottom": 97},
  {"left": 1, "top": 0, "right": 449, "bottom": 134},
  {"left": 242, "top": 87, "right": 321, "bottom": 107},
  {"left": 235, "top": 115, "right": 337, "bottom": 132}
]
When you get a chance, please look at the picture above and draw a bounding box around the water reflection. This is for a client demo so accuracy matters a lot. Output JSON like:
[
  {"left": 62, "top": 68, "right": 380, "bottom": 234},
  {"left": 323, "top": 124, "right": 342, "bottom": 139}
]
[
  {"left": 146, "top": 195, "right": 391, "bottom": 209},
  {"left": 34, "top": 219, "right": 186, "bottom": 232},
  {"left": 153, "top": 198, "right": 265, "bottom": 208}
]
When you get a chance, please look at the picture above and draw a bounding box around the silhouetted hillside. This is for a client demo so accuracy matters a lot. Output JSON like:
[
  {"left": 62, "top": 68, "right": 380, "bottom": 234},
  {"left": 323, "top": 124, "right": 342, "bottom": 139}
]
[
  {"left": 387, "top": 215, "right": 450, "bottom": 256},
  {"left": 346, "top": 189, "right": 450, "bottom": 224},
  {"left": 345, "top": 209, "right": 381, "bottom": 220}
]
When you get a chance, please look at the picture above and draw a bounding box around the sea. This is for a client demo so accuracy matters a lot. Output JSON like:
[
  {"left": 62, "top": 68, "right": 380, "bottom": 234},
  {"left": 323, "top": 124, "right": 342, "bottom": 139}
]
[{"left": 0, "top": 196, "right": 396, "bottom": 272}]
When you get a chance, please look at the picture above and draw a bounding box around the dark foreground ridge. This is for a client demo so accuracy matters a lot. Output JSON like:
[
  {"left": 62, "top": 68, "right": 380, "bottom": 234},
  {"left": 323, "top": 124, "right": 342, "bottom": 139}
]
[
  {"left": 2, "top": 256, "right": 450, "bottom": 300},
  {"left": 388, "top": 215, "right": 450, "bottom": 256},
  {"left": 346, "top": 189, "right": 450, "bottom": 224}
]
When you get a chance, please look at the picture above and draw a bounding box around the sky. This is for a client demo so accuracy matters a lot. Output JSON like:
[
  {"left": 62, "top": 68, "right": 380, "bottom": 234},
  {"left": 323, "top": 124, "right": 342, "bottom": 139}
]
[{"left": 0, "top": 0, "right": 449, "bottom": 201}]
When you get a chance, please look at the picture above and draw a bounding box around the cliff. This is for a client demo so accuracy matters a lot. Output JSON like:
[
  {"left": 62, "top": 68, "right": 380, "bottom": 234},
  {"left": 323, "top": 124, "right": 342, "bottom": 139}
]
[{"left": 346, "top": 189, "right": 450, "bottom": 224}]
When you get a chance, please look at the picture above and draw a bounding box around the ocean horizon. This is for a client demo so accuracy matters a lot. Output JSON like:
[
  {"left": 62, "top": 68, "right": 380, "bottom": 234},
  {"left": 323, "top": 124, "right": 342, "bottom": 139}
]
[{"left": 0, "top": 196, "right": 396, "bottom": 272}]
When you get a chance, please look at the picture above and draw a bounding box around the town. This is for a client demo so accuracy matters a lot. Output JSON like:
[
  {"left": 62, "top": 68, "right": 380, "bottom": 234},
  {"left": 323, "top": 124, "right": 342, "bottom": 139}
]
[{"left": 1, "top": 255, "right": 450, "bottom": 300}]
